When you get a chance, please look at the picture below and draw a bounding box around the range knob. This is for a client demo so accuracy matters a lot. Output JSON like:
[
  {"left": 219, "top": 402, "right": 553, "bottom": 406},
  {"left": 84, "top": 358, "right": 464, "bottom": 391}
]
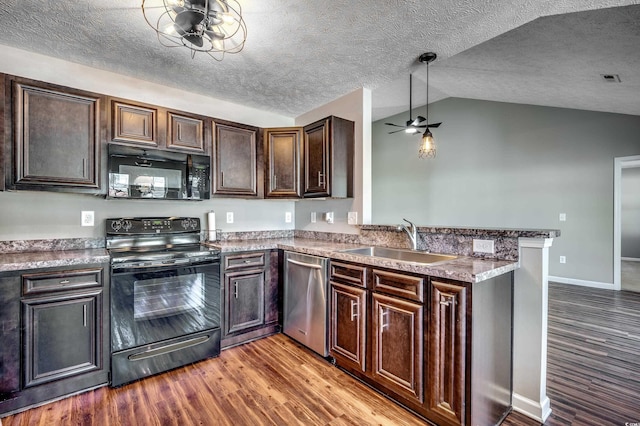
[
  {"left": 111, "top": 220, "right": 122, "bottom": 232},
  {"left": 122, "top": 220, "right": 133, "bottom": 231}
]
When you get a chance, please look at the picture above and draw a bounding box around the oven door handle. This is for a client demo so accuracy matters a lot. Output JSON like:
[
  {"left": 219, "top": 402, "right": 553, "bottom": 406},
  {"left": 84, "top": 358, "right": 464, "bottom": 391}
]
[{"left": 127, "top": 335, "right": 212, "bottom": 361}]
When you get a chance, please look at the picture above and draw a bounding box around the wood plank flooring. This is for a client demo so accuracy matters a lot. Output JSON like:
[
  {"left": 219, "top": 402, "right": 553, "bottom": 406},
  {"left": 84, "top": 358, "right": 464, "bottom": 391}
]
[{"left": 3, "top": 282, "right": 640, "bottom": 426}]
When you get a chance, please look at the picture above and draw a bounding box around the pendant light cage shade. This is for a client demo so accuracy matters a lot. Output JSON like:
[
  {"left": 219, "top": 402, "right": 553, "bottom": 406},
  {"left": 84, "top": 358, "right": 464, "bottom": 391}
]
[
  {"left": 418, "top": 52, "right": 437, "bottom": 159},
  {"left": 142, "top": 0, "right": 247, "bottom": 61},
  {"left": 419, "top": 131, "right": 436, "bottom": 158}
]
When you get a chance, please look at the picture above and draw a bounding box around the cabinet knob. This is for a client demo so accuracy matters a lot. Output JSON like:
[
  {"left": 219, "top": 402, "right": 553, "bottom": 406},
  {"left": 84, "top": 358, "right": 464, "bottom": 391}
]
[{"left": 60, "top": 279, "right": 70, "bottom": 285}]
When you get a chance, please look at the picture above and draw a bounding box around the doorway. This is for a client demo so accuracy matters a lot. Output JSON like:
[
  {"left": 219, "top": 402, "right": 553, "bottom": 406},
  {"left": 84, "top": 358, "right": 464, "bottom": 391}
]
[{"left": 614, "top": 155, "right": 640, "bottom": 291}]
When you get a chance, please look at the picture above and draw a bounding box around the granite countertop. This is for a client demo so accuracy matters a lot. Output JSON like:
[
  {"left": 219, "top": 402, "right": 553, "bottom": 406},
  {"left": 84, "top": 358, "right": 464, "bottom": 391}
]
[
  {"left": 207, "top": 238, "right": 518, "bottom": 283},
  {"left": 0, "top": 238, "right": 519, "bottom": 283},
  {"left": 0, "top": 249, "right": 110, "bottom": 273}
]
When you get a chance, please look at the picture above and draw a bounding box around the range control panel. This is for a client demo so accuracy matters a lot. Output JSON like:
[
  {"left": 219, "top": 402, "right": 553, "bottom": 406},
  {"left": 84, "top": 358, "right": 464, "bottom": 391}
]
[{"left": 106, "top": 217, "right": 200, "bottom": 235}]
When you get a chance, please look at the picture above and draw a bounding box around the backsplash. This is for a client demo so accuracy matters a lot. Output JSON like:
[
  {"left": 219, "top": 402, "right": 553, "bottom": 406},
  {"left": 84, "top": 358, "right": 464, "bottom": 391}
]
[{"left": 1, "top": 226, "right": 559, "bottom": 262}]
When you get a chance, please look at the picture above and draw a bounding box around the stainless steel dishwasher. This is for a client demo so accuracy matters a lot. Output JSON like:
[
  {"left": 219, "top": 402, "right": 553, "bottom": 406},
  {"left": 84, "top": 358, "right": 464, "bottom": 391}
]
[{"left": 283, "top": 251, "right": 329, "bottom": 357}]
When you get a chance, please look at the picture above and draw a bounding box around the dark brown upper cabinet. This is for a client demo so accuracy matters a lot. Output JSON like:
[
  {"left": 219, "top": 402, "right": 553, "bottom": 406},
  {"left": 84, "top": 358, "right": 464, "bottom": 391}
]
[
  {"left": 111, "top": 100, "right": 158, "bottom": 147},
  {"left": 213, "top": 121, "right": 262, "bottom": 198},
  {"left": 6, "top": 78, "right": 102, "bottom": 191},
  {"left": 302, "top": 116, "right": 354, "bottom": 198},
  {"left": 167, "top": 112, "right": 205, "bottom": 152},
  {"left": 264, "top": 127, "right": 302, "bottom": 198}
]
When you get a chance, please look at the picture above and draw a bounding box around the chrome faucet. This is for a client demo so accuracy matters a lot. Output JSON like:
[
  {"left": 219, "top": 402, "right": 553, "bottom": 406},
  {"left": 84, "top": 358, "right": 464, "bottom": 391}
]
[{"left": 398, "top": 218, "right": 418, "bottom": 250}]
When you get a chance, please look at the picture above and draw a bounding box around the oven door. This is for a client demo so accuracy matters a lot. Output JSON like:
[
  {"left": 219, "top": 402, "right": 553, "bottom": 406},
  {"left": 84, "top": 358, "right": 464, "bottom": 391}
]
[{"left": 110, "top": 261, "right": 220, "bottom": 353}]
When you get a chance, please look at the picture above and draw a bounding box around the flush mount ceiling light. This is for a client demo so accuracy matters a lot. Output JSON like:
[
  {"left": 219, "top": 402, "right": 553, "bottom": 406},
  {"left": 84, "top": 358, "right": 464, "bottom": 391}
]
[
  {"left": 417, "top": 52, "right": 442, "bottom": 159},
  {"left": 142, "top": 0, "right": 247, "bottom": 61}
]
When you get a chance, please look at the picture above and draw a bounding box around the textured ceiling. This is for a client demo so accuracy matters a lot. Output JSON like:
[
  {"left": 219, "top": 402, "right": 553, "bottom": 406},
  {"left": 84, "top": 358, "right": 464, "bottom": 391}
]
[{"left": 0, "top": 0, "right": 638, "bottom": 121}]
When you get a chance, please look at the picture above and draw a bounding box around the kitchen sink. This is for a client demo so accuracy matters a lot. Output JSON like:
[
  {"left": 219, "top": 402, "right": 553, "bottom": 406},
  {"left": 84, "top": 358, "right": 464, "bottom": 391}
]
[{"left": 339, "top": 246, "right": 457, "bottom": 264}]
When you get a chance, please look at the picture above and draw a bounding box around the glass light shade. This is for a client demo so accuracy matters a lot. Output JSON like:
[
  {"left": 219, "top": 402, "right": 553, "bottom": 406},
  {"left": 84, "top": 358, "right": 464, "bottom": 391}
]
[
  {"left": 405, "top": 127, "right": 418, "bottom": 134},
  {"left": 419, "top": 131, "right": 436, "bottom": 159}
]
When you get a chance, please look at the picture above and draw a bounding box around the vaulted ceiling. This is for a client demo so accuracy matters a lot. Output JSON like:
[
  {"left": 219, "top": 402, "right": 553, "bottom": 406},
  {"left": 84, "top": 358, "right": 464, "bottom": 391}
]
[{"left": 0, "top": 1, "right": 638, "bottom": 121}]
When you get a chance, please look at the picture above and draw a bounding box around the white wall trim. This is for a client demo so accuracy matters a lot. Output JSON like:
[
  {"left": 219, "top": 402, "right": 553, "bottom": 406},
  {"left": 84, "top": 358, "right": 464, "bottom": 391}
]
[
  {"left": 614, "top": 155, "right": 640, "bottom": 291},
  {"left": 549, "top": 275, "right": 614, "bottom": 290},
  {"left": 512, "top": 393, "right": 552, "bottom": 423},
  {"left": 518, "top": 237, "right": 554, "bottom": 249},
  {"left": 622, "top": 257, "right": 640, "bottom": 262}
]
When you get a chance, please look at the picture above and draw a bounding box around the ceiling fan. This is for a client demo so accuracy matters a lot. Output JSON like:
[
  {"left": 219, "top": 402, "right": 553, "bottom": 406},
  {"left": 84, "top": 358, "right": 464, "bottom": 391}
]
[{"left": 385, "top": 52, "right": 442, "bottom": 135}]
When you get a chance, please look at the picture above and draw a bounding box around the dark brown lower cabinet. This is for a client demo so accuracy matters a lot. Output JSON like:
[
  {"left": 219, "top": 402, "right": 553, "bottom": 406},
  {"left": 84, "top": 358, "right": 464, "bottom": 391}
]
[
  {"left": 329, "top": 259, "right": 513, "bottom": 426},
  {"left": 0, "top": 264, "right": 109, "bottom": 417},
  {"left": 221, "top": 251, "right": 280, "bottom": 348},
  {"left": 426, "top": 280, "right": 468, "bottom": 425},
  {"left": 22, "top": 290, "right": 102, "bottom": 388},
  {"left": 372, "top": 293, "right": 424, "bottom": 404},
  {"left": 330, "top": 281, "right": 367, "bottom": 372}
]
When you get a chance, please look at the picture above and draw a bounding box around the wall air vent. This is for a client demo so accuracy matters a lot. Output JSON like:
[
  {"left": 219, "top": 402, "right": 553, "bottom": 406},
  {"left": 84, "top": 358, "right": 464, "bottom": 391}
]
[{"left": 600, "top": 74, "right": 621, "bottom": 83}]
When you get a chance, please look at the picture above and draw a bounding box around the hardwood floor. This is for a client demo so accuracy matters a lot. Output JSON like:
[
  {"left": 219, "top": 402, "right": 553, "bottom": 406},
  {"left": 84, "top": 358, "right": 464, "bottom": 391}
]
[{"left": 3, "top": 283, "right": 640, "bottom": 425}]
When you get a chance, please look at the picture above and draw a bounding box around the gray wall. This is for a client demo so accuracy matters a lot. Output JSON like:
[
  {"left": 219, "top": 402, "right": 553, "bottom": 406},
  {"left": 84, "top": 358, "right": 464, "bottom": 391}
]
[
  {"left": 622, "top": 167, "right": 640, "bottom": 259},
  {"left": 0, "top": 191, "right": 295, "bottom": 240},
  {"left": 372, "top": 97, "right": 640, "bottom": 284}
]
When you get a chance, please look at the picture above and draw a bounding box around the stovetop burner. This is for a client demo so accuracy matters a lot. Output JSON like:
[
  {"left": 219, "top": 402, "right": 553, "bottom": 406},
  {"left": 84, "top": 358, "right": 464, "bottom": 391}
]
[{"left": 106, "top": 217, "right": 220, "bottom": 269}]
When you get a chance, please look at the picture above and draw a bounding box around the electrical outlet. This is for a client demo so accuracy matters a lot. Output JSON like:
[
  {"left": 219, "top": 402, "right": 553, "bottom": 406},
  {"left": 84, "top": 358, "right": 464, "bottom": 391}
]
[
  {"left": 325, "top": 212, "right": 334, "bottom": 224},
  {"left": 472, "top": 239, "right": 495, "bottom": 254},
  {"left": 560, "top": 256, "right": 566, "bottom": 264},
  {"left": 285, "top": 212, "right": 292, "bottom": 223},
  {"left": 559, "top": 213, "right": 566, "bottom": 222},
  {"left": 310, "top": 212, "right": 316, "bottom": 223},
  {"left": 226, "top": 212, "right": 234, "bottom": 224},
  {"left": 347, "top": 211, "right": 358, "bottom": 225},
  {"left": 81, "top": 211, "right": 94, "bottom": 227}
]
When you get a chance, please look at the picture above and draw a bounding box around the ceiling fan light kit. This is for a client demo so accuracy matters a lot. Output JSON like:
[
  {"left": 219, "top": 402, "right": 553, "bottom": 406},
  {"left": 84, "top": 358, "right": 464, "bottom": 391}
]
[
  {"left": 386, "top": 51, "right": 442, "bottom": 159},
  {"left": 142, "top": 0, "right": 247, "bottom": 61}
]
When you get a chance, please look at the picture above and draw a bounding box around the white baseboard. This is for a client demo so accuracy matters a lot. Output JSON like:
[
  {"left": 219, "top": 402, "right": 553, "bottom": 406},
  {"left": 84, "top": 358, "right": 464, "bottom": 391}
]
[
  {"left": 512, "top": 393, "right": 552, "bottom": 423},
  {"left": 548, "top": 276, "right": 614, "bottom": 290},
  {"left": 622, "top": 257, "right": 640, "bottom": 262}
]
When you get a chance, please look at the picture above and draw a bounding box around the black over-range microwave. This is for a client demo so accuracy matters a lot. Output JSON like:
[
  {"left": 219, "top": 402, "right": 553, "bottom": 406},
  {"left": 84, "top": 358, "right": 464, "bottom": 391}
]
[{"left": 107, "top": 144, "right": 210, "bottom": 200}]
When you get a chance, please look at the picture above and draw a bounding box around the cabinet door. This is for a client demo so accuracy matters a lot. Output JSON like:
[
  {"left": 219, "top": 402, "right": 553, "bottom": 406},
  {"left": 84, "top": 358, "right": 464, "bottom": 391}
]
[
  {"left": 426, "top": 280, "right": 468, "bottom": 426},
  {"left": 111, "top": 100, "right": 157, "bottom": 146},
  {"left": 213, "top": 123, "right": 258, "bottom": 197},
  {"left": 330, "top": 282, "right": 367, "bottom": 372},
  {"left": 22, "top": 290, "right": 102, "bottom": 388},
  {"left": 0, "top": 274, "right": 21, "bottom": 395},
  {"left": 264, "top": 127, "right": 302, "bottom": 198},
  {"left": 224, "top": 269, "right": 265, "bottom": 335},
  {"left": 12, "top": 82, "right": 101, "bottom": 189},
  {"left": 167, "top": 112, "right": 205, "bottom": 152},
  {"left": 371, "top": 293, "right": 424, "bottom": 404},
  {"left": 303, "top": 118, "right": 330, "bottom": 197}
]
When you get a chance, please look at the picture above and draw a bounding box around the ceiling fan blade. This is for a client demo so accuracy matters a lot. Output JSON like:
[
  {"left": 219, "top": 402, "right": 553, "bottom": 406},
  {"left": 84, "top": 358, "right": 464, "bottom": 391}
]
[
  {"left": 412, "top": 116, "right": 427, "bottom": 125},
  {"left": 388, "top": 129, "right": 408, "bottom": 134},
  {"left": 384, "top": 122, "right": 406, "bottom": 127},
  {"left": 427, "top": 122, "right": 442, "bottom": 128}
]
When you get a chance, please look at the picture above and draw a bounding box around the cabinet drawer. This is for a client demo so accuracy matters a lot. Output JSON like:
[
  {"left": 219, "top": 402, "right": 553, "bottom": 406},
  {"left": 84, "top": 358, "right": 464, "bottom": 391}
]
[
  {"left": 372, "top": 269, "right": 424, "bottom": 302},
  {"left": 330, "top": 261, "right": 367, "bottom": 288},
  {"left": 22, "top": 268, "right": 103, "bottom": 295},
  {"left": 224, "top": 252, "right": 266, "bottom": 270}
]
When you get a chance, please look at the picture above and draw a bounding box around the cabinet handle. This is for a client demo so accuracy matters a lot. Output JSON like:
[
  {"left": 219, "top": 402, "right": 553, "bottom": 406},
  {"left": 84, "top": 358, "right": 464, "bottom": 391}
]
[
  {"left": 243, "top": 259, "right": 251, "bottom": 264},
  {"left": 273, "top": 174, "right": 277, "bottom": 189},
  {"left": 82, "top": 159, "right": 86, "bottom": 178},
  {"left": 318, "top": 171, "right": 324, "bottom": 186},
  {"left": 380, "top": 309, "right": 389, "bottom": 332},
  {"left": 439, "top": 294, "right": 456, "bottom": 307},
  {"left": 234, "top": 282, "right": 238, "bottom": 298},
  {"left": 220, "top": 171, "right": 224, "bottom": 187},
  {"left": 60, "top": 279, "right": 70, "bottom": 285},
  {"left": 350, "top": 300, "right": 358, "bottom": 321},
  {"left": 83, "top": 304, "right": 87, "bottom": 327}
]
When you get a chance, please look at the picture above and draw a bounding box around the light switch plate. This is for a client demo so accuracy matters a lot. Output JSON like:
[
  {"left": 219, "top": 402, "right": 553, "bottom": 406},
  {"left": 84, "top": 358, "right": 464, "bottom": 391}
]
[
  {"left": 226, "top": 212, "right": 234, "bottom": 224},
  {"left": 81, "top": 211, "right": 94, "bottom": 227},
  {"left": 310, "top": 212, "right": 316, "bottom": 223},
  {"left": 347, "top": 211, "right": 357, "bottom": 225},
  {"left": 559, "top": 213, "right": 566, "bottom": 222},
  {"left": 285, "top": 212, "right": 292, "bottom": 223}
]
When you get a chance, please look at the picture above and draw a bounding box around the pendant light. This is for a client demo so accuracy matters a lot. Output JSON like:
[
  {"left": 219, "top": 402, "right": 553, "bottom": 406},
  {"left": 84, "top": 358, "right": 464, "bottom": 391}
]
[{"left": 417, "top": 52, "right": 441, "bottom": 159}]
